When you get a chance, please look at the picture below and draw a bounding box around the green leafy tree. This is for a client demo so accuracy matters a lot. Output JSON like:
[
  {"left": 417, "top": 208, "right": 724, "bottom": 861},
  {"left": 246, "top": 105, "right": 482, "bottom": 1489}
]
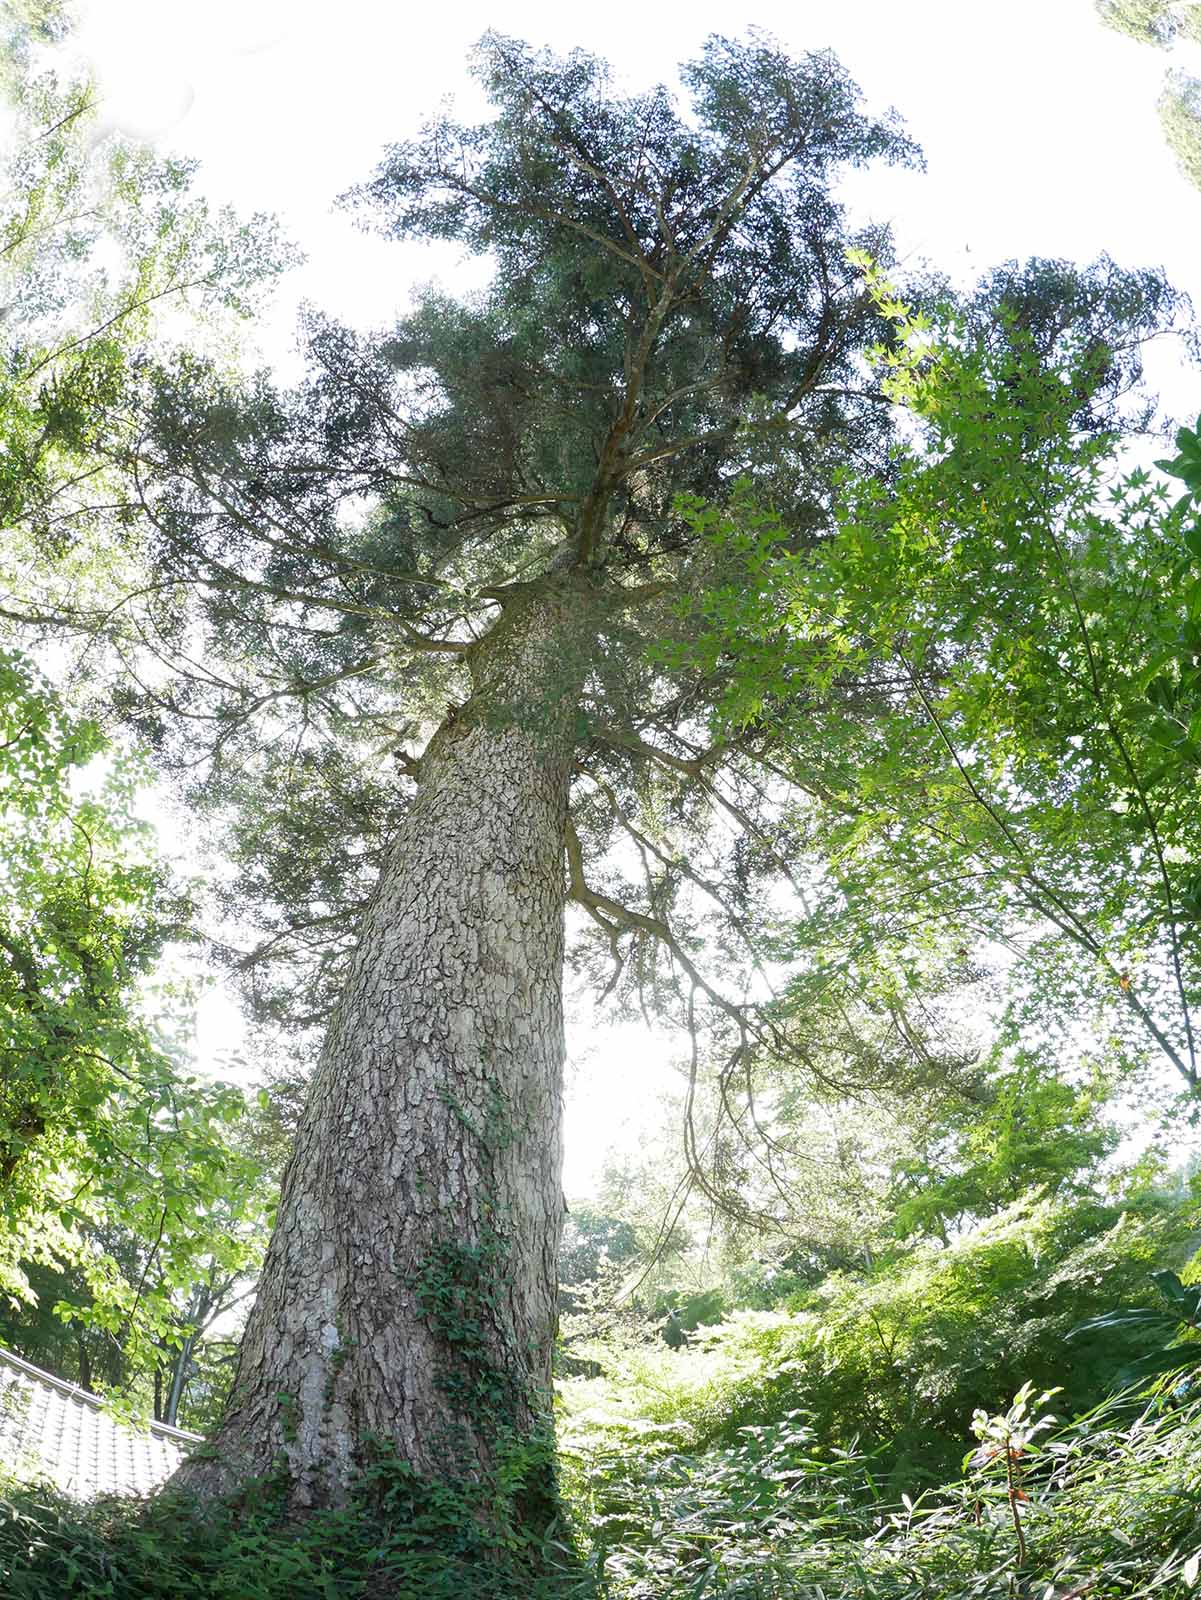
[
  {"left": 1160, "top": 69, "right": 1201, "bottom": 191},
  {"left": 0, "top": 1097, "right": 275, "bottom": 1432},
  {"left": 0, "top": 0, "right": 289, "bottom": 1426},
  {"left": 1094, "top": 1, "right": 1201, "bottom": 191},
  {"left": 887, "top": 1059, "right": 1119, "bottom": 1243},
  {"left": 145, "top": 1091, "right": 288, "bottom": 1429},
  {"left": 0, "top": 1255, "right": 136, "bottom": 1395},
  {"left": 0, "top": 651, "right": 183, "bottom": 1231},
  {"left": 0, "top": 0, "right": 287, "bottom": 622},
  {"left": 559, "top": 1208, "right": 639, "bottom": 1303},
  {"left": 0, "top": 647, "right": 275, "bottom": 1408},
  {"left": 686, "top": 262, "right": 1201, "bottom": 1098},
  {"left": 1096, "top": 0, "right": 1201, "bottom": 46}
]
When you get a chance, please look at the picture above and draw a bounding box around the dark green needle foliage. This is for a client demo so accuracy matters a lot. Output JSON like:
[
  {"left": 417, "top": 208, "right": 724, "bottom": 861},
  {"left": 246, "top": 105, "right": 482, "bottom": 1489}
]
[
  {"left": 348, "top": 32, "right": 918, "bottom": 550},
  {"left": 118, "top": 32, "right": 926, "bottom": 1035},
  {"left": 117, "top": 34, "right": 1182, "bottom": 1104}
]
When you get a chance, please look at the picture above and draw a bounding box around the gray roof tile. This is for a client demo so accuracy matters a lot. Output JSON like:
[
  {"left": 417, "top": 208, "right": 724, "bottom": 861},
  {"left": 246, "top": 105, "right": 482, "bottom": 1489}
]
[{"left": 0, "top": 1344, "right": 199, "bottom": 1498}]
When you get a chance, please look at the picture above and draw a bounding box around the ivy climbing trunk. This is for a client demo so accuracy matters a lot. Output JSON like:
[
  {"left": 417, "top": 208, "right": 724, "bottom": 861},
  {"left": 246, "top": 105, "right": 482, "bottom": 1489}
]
[{"left": 176, "top": 580, "right": 585, "bottom": 1510}]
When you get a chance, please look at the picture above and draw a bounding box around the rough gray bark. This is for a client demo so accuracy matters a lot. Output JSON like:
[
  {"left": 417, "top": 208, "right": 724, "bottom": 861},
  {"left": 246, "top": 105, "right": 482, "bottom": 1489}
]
[{"left": 177, "top": 581, "right": 586, "bottom": 1507}]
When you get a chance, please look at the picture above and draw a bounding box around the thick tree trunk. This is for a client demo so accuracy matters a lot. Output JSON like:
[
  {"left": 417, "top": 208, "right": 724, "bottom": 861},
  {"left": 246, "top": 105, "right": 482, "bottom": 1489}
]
[{"left": 177, "top": 583, "right": 583, "bottom": 1509}]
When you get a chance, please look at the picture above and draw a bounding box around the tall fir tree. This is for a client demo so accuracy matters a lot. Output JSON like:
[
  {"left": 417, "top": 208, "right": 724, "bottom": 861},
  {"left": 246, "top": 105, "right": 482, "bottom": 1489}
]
[{"left": 31, "top": 33, "right": 1179, "bottom": 1514}]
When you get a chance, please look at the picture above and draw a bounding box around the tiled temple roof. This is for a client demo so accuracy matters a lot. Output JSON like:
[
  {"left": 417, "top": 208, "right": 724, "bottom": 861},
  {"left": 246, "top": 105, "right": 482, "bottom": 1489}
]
[{"left": 0, "top": 1343, "right": 199, "bottom": 1498}]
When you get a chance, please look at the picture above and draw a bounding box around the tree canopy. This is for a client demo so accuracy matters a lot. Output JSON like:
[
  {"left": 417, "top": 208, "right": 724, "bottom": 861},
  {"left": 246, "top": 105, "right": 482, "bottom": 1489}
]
[
  {"left": 60, "top": 35, "right": 1179, "bottom": 1101},
  {"left": 0, "top": 647, "right": 274, "bottom": 1413},
  {"left": 1094, "top": 0, "right": 1201, "bottom": 192},
  {"left": 0, "top": 0, "right": 287, "bottom": 633},
  {"left": 1096, "top": 0, "right": 1201, "bottom": 47},
  {"left": 37, "top": 33, "right": 925, "bottom": 1052},
  {"left": 0, "top": 0, "right": 284, "bottom": 1425},
  {"left": 680, "top": 262, "right": 1201, "bottom": 1108}
]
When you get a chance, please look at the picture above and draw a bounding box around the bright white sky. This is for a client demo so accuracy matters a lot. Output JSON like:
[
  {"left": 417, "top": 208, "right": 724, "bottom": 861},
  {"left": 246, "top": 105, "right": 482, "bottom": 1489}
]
[{"left": 65, "top": 0, "right": 1201, "bottom": 1196}]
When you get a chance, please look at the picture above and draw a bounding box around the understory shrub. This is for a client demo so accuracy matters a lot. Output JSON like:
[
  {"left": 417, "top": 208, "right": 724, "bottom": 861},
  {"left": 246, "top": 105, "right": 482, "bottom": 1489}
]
[
  {"left": 560, "top": 1388, "right": 1201, "bottom": 1597},
  {"left": 561, "top": 1193, "right": 1199, "bottom": 1488},
  {"left": 4, "top": 1192, "right": 1198, "bottom": 1598},
  {"left": 0, "top": 1451, "right": 598, "bottom": 1600},
  {"left": 6, "top": 1389, "right": 1201, "bottom": 1598}
]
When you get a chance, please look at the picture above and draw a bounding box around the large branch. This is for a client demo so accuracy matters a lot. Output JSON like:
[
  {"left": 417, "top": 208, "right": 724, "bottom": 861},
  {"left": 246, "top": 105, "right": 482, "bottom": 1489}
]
[{"left": 564, "top": 813, "right": 780, "bottom": 1046}]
